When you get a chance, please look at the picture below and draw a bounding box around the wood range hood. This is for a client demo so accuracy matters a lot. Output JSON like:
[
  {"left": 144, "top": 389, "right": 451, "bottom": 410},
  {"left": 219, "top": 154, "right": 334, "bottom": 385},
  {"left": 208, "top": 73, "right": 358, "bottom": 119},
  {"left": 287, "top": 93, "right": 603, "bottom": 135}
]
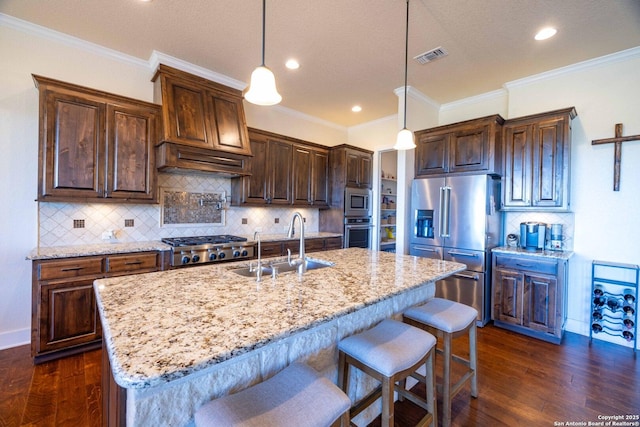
[{"left": 152, "top": 64, "right": 253, "bottom": 177}]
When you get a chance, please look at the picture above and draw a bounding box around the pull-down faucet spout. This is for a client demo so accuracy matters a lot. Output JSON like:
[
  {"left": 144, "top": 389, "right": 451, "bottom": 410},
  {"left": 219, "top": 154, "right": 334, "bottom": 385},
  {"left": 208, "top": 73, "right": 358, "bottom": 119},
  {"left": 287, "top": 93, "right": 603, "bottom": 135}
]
[{"left": 287, "top": 212, "right": 306, "bottom": 275}]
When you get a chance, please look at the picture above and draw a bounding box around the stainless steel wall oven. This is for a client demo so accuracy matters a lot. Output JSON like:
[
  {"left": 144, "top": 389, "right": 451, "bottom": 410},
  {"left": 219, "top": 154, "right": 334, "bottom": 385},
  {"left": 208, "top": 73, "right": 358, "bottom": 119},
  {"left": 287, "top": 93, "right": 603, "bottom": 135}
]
[{"left": 344, "top": 217, "right": 373, "bottom": 248}]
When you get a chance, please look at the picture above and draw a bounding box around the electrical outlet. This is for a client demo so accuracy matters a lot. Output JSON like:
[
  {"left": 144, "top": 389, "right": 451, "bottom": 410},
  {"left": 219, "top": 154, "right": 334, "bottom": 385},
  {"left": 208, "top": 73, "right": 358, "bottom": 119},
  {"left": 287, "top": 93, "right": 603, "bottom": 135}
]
[{"left": 101, "top": 229, "right": 116, "bottom": 241}]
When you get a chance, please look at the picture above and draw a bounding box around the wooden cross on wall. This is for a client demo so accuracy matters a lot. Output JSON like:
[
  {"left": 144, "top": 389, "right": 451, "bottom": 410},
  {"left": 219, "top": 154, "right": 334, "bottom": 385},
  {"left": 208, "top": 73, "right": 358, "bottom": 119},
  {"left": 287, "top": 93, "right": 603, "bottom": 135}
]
[{"left": 591, "top": 123, "right": 640, "bottom": 191}]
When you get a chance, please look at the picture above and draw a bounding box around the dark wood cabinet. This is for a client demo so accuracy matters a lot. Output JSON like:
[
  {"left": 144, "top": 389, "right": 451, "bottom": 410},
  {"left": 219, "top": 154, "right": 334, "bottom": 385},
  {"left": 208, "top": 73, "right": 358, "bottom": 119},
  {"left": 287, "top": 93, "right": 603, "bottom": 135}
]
[
  {"left": 34, "top": 75, "right": 159, "bottom": 203},
  {"left": 502, "top": 107, "right": 576, "bottom": 211},
  {"left": 492, "top": 253, "right": 566, "bottom": 344},
  {"left": 345, "top": 148, "right": 373, "bottom": 188},
  {"left": 153, "top": 64, "right": 251, "bottom": 156},
  {"left": 415, "top": 114, "right": 504, "bottom": 177},
  {"left": 32, "top": 251, "right": 167, "bottom": 362},
  {"left": 292, "top": 144, "right": 329, "bottom": 207},
  {"left": 257, "top": 236, "right": 343, "bottom": 258},
  {"left": 232, "top": 128, "right": 330, "bottom": 207}
]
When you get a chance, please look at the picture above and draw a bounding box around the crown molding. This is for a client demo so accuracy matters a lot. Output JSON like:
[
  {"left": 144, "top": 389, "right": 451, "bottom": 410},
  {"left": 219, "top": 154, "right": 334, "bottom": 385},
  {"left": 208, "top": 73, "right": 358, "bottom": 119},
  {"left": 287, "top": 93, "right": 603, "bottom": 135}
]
[
  {"left": 0, "top": 13, "right": 148, "bottom": 69},
  {"left": 504, "top": 46, "right": 640, "bottom": 91},
  {"left": 394, "top": 85, "right": 440, "bottom": 110},
  {"left": 148, "top": 51, "right": 247, "bottom": 91}
]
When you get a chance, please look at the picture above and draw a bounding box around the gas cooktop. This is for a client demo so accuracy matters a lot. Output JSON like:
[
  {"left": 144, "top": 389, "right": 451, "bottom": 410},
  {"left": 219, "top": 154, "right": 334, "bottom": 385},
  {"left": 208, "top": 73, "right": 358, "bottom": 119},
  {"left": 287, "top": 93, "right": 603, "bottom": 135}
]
[{"left": 161, "top": 235, "right": 247, "bottom": 247}]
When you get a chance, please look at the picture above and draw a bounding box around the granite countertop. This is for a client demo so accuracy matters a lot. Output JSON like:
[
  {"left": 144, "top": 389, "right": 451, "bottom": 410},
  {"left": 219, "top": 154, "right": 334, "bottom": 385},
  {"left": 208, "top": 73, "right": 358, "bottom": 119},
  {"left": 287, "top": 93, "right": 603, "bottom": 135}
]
[
  {"left": 94, "top": 248, "right": 465, "bottom": 390},
  {"left": 26, "top": 233, "right": 343, "bottom": 261},
  {"left": 26, "top": 241, "right": 172, "bottom": 260},
  {"left": 492, "top": 246, "right": 574, "bottom": 260}
]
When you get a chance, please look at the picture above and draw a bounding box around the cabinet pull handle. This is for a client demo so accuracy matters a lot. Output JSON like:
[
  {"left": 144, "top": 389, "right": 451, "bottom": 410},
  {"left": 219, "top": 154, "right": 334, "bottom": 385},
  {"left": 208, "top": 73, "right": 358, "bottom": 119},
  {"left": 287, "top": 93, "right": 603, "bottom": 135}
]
[
  {"left": 124, "top": 261, "right": 143, "bottom": 265},
  {"left": 61, "top": 266, "right": 84, "bottom": 272},
  {"left": 413, "top": 246, "right": 438, "bottom": 252},
  {"left": 516, "top": 263, "right": 534, "bottom": 268}
]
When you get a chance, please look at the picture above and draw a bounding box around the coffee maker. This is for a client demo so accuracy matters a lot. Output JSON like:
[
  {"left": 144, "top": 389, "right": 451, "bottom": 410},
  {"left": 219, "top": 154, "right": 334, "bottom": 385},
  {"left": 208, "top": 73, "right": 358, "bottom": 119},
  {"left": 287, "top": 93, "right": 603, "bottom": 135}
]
[
  {"left": 520, "top": 222, "right": 546, "bottom": 250},
  {"left": 548, "top": 223, "right": 564, "bottom": 251}
]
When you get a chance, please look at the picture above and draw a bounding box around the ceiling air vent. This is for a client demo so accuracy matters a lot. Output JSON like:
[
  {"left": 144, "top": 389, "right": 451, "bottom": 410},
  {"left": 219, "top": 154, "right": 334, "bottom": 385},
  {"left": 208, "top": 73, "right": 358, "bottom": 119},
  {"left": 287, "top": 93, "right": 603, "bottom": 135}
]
[{"left": 413, "top": 46, "right": 448, "bottom": 65}]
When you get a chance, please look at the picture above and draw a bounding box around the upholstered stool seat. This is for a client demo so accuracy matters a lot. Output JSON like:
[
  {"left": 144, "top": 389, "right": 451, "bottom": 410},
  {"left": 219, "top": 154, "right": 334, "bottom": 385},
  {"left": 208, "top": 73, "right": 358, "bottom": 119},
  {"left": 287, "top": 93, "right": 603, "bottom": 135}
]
[
  {"left": 338, "top": 318, "right": 437, "bottom": 427},
  {"left": 194, "top": 362, "right": 351, "bottom": 427},
  {"left": 403, "top": 297, "right": 478, "bottom": 427}
]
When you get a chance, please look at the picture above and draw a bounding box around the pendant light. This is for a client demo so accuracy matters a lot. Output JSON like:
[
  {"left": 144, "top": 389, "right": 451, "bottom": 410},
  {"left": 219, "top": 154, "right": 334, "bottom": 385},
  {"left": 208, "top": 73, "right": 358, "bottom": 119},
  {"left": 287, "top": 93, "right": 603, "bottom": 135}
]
[
  {"left": 394, "top": 0, "right": 416, "bottom": 150},
  {"left": 245, "top": 0, "right": 282, "bottom": 106}
]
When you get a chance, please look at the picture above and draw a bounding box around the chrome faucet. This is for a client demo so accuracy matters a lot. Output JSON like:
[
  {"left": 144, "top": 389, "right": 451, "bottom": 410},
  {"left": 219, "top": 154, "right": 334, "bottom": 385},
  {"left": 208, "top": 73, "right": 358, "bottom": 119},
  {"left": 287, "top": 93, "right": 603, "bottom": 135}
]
[
  {"left": 253, "top": 231, "right": 262, "bottom": 282},
  {"left": 286, "top": 212, "right": 306, "bottom": 275}
]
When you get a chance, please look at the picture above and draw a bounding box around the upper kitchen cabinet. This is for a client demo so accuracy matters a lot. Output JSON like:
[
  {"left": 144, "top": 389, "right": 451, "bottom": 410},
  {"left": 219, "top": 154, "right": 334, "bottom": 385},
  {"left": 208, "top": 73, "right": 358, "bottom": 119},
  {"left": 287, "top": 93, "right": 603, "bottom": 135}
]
[
  {"left": 33, "top": 75, "right": 159, "bottom": 204},
  {"left": 152, "top": 65, "right": 252, "bottom": 175},
  {"left": 292, "top": 144, "right": 329, "bottom": 207},
  {"left": 502, "top": 107, "right": 577, "bottom": 211},
  {"left": 330, "top": 145, "right": 373, "bottom": 189},
  {"left": 232, "top": 128, "right": 330, "bottom": 207},
  {"left": 414, "top": 114, "right": 504, "bottom": 177}
]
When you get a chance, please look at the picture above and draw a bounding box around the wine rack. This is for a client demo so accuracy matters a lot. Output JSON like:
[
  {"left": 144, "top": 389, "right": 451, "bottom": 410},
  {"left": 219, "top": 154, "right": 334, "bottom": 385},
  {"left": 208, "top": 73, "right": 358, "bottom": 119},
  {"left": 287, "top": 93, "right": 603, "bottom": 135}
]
[{"left": 590, "top": 260, "right": 638, "bottom": 354}]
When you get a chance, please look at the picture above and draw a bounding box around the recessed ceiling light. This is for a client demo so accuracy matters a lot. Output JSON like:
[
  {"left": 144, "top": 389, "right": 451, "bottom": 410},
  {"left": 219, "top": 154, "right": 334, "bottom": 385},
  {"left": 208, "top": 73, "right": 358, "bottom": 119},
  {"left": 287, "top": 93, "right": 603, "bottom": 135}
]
[
  {"left": 535, "top": 27, "right": 557, "bottom": 41},
  {"left": 285, "top": 59, "right": 300, "bottom": 70},
  {"left": 351, "top": 105, "right": 362, "bottom": 113}
]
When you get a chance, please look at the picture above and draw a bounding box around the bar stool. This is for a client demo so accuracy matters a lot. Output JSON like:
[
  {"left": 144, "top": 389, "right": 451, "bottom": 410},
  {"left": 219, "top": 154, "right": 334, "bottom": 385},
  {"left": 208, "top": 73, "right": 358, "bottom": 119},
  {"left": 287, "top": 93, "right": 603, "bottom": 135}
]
[
  {"left": 403, "top": 298, "right": 478, "bottom": 427},
  {"left": 194, "top": 362, "right": 351, "bottom": 427},
  {"left": 337, "top": 319, "right": 437, "bottom": 427}
]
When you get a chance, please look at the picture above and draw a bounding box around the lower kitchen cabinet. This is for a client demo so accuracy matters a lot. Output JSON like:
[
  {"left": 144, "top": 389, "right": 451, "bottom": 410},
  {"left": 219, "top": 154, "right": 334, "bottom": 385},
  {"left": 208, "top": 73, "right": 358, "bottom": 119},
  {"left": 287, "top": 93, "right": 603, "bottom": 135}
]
[
  {"left": 257, "top": 236, "right": 343, "bottom": 258},
  {"left": 492, "top": 252, "right": 568, "bottom": 344},
  {"left": 32, "top": 251, "right": 167, "bottom": 363}
]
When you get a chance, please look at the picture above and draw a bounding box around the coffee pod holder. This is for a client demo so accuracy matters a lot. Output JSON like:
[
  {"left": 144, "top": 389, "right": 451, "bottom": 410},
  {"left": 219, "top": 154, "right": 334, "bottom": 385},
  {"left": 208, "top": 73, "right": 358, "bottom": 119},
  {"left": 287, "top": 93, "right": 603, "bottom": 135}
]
[{"left": 590, "top": 260, "right": 639, "bottom": 355}]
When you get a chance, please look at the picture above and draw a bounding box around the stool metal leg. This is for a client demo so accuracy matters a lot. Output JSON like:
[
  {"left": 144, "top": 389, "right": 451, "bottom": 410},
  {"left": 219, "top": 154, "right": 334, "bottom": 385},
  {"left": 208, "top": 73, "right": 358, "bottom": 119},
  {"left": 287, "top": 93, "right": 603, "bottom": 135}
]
[{"left": 470, "top": 322, "right": 478, "bottom": 398}]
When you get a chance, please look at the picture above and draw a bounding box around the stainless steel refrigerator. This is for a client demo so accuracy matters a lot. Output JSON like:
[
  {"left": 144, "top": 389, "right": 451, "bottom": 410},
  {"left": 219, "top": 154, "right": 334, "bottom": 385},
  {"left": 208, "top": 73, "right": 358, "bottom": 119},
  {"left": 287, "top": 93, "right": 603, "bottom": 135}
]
[{"left": 410, "top": 174, "right": 502, "bottom": 326}]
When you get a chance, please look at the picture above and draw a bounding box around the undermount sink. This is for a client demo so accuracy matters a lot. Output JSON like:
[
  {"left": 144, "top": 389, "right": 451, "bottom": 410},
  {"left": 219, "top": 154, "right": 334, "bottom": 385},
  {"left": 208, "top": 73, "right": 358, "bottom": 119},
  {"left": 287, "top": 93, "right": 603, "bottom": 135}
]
[{"left": 230, "top": 258, "right": 334, "bottom": 278}]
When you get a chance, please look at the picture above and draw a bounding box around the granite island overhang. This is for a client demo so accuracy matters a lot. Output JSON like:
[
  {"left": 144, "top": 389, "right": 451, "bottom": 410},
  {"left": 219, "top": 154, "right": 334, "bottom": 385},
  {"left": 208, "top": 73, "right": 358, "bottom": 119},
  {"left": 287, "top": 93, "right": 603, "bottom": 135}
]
[{"left": 94, "top": 248, "right": 466, "bottom": 426}]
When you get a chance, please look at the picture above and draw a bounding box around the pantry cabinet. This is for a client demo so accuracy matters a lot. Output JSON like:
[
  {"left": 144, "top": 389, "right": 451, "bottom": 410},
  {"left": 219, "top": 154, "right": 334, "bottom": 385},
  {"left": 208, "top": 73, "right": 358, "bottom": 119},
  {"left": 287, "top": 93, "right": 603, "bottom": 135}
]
[
  {"left": 501, "top": 107, "right": 576, "bottom": 211},
  {"left": 34, "top": 75, "right": 160, "bottom": 203},
  {"left": 414, "top": 114, "right": 504, "bottom": 177},
  {"left": 32, "top": 251, "right": 167, "bottom": 363},
  {"left": 492, "top": 252, "right": 568, "bottom": 344}
]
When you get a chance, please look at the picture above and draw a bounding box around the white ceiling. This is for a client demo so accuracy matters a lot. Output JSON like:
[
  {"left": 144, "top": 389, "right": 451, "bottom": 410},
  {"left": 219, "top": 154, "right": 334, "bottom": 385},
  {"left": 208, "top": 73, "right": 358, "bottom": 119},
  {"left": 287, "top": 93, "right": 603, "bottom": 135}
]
[{"left": 2, "top": 0, "right": 640, "bottom": 127}]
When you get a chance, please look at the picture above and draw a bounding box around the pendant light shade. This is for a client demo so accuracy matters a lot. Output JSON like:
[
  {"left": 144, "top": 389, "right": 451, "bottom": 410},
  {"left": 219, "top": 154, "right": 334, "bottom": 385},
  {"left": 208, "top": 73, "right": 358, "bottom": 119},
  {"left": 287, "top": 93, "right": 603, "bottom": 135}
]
[
  {"left": 245, "top": 0, "right": 281, "bottom": 106},
  {"left": 394, "top": 0, "right": 416, "bottom": 150}
]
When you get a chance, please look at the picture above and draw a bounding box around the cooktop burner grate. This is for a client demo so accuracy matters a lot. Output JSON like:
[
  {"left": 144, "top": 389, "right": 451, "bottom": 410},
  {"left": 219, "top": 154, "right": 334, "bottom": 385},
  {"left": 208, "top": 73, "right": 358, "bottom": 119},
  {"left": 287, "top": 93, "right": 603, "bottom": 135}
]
[{"left": 162, "top": 235, "right": 248, "bottom": 247}]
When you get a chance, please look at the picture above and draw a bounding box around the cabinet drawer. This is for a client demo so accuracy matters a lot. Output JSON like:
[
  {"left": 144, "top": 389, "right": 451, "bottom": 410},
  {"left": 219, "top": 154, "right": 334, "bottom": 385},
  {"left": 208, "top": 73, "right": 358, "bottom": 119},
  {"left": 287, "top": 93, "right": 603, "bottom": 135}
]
[
  {"left": 107, "top": 252, "right": 159, "bottom": 274},
  {"left": 324, "top": 236, "right": 343, "bottom": 250},
  {"left": 495, "top": 255, "right": 557, "bottom": 275},
  {"left": 37, "top": 257, "right": 104, "bottom": 281},
  {"left": 260, "top": 242, "right": 283, "bottom": 257}
]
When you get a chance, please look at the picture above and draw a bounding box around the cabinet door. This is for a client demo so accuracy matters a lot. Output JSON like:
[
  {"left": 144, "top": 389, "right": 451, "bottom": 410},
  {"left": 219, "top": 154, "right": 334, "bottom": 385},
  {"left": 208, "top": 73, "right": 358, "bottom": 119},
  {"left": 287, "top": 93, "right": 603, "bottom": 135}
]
[
  {"left": 415, "top": 132, "right": 448, "bottom": 176},
  {"left": 311, "top": 150, "right": 329, "bottom": 206},
  {"left": 267, "top": 140, "right": 293, "bottom": 204},
  {"left": 449, "top": 125, "right": 490, "bottom": 173},
  {"left": 502, "top": 123, "right": 533, "bottom": 208},
  {"left": 162, "top": 77, "right": 210, "bottom": 148},
  {"left": 259, "top": 242, "right": 283, "bottom": 257},
  {"left": 40, "top": 90, "right": 105, "bottom": 199},
  {"left": 205, "top": 90, "right": 252, "bottom": 155},
  {"left": 38, "top": 279, "right": 101, "bottom": 353},
  {"left": 359, "top": 154, "right": 372, "bottom": 189},
  {"left": 531, "top": 117, "right": 566, "bottom": 208},
  {"left": 523, "top": 273, "right": 557, "bottom": 333},
  {"left": 106, "top": 103, "right": 158, "bottom": 202},
  {"left": 346, "top": 151, "right": 362, "bottom": 187},
  {"left": 493, "top": 269, "right": 524, "bottom": 325},
  {"left": 241, "top": 138, "right": 269, "bottom": 204},
  {"left": 292, "top": 145, "right": 312, "bottom": 205}
]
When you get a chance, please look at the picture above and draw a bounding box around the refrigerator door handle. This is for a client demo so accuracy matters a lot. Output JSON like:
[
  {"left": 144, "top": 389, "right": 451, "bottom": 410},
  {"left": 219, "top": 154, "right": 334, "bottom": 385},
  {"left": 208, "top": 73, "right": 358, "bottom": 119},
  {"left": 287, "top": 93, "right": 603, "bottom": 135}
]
[
  {"left": 453, "top": 272, "right": 480, "bottom": 281},
  {"left": 447, "top": 250, "right": 479, "bottom": 258},
  {"left": 440, "top": 186, "right": 451, "bottom": 237},
  {"left": 413, "top": 245, "right": 439, "bottom": 252}
]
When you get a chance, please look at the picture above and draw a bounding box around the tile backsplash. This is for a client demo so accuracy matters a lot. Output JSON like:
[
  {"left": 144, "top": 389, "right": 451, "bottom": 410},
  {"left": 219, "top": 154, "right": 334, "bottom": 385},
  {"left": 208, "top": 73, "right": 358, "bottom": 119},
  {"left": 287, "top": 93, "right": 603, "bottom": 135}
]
[
  {"left": 504, "top": 211, "right": 575, "bottom": 251},
  {"left": 38, "top": 173, "right": 319, "bottom": 247}
]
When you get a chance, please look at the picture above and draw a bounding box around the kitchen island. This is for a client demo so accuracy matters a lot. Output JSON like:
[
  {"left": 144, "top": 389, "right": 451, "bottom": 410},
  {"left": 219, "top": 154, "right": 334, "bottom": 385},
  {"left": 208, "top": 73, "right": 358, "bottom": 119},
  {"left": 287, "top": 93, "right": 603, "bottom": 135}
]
[{"left": 94, "top": 248, "right": 465, "bottom": 426}]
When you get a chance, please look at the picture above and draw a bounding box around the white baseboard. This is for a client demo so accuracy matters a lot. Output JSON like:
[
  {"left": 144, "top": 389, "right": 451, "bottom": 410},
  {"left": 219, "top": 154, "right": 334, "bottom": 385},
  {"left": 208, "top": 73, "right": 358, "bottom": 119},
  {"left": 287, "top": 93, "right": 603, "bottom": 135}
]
[{"left": 0, "top": 328, "right": 30, "bottom": 351}]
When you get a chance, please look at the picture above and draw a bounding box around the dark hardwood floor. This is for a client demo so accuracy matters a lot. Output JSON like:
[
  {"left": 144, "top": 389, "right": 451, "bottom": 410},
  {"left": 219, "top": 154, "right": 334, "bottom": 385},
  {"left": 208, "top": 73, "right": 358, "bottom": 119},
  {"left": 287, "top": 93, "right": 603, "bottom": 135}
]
[{"left": 1, "top": 325, "right": 638, "bottom": 427}]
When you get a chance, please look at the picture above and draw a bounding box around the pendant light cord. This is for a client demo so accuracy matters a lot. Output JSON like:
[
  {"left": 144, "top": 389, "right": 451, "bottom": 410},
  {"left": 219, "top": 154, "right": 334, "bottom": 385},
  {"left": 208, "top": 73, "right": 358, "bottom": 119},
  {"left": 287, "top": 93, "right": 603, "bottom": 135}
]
[
  {"left": 261, "top": 0, "right": 266, "bottom": 66},
  {"left": 403, "top": 0, "right": 409, "bottom": 129}
]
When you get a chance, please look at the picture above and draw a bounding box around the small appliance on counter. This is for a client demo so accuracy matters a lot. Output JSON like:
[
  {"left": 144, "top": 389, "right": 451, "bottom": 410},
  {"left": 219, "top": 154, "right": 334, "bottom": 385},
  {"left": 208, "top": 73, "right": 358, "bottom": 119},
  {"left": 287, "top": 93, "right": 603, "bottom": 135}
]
[
  {"left": 547, "top": 223, "right": 564, "bottom": 251},
  {"left": 520, "top": 222, "right": 546, "bottom": 250}
]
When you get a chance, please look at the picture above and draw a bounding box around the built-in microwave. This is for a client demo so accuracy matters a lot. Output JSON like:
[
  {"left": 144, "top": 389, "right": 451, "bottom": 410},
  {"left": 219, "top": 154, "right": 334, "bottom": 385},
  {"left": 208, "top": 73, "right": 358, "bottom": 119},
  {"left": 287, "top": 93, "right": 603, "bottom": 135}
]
[{"left": 344, "top": 187, "right": 371, "bottom": 217}]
